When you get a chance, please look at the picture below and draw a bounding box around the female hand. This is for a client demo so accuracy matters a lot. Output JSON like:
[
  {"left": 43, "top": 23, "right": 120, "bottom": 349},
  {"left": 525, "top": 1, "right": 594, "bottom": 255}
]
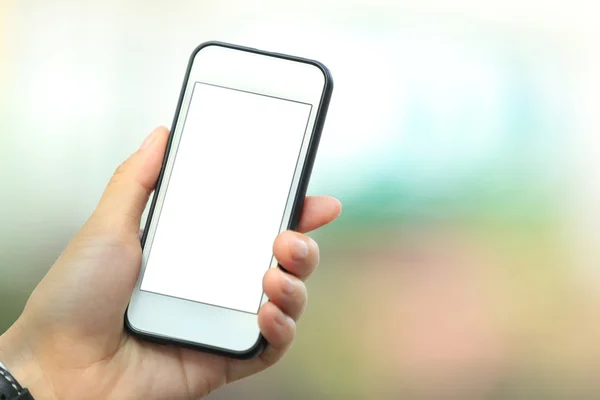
[{"left": 0, "top": 126, "right": 342, "bottom": 399}]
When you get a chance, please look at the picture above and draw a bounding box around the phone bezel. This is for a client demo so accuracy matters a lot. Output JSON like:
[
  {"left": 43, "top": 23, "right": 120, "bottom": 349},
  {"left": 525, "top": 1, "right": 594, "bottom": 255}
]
[{"left": 125, "top": 41, "right": 333, "bottom": 359}]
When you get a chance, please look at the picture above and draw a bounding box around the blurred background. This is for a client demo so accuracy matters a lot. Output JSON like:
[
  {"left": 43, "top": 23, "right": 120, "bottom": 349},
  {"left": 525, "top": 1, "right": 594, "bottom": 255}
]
[{"left": 2, "top": 0, "right": 600, "bottom": 398}]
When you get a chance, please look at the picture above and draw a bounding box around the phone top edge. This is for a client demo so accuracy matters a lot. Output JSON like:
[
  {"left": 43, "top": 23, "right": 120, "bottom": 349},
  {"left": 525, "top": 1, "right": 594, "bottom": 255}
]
[{"left": 190, "top": 41, "right": 333, "bottom": 89}]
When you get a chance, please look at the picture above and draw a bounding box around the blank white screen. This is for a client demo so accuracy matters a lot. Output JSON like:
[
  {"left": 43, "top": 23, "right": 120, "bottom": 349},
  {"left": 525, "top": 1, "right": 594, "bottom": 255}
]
[{"left": 140, "top": 82, "right": 312, "bottom": 314}]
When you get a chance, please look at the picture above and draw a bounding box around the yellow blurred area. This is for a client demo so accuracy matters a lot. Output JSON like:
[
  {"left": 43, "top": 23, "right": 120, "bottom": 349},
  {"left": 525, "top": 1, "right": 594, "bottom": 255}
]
[{"left": 2, "top": 0, "right": 600, "bottom": 398}]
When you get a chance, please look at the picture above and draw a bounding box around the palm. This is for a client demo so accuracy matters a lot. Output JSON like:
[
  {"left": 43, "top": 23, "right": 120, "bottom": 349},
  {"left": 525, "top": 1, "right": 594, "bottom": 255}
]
[{"left": 109, "top": 337, "right": 228, "bottom": 399}]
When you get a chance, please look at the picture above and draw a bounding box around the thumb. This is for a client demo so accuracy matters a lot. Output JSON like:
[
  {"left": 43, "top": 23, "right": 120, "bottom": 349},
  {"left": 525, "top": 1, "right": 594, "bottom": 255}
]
[{"left": 92, "top": 126, "right": 169, "bottom": 234}]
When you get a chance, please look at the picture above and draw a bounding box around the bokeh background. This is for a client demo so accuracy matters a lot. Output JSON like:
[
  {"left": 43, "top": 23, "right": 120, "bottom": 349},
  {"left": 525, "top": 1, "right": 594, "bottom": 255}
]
[{"left": 2, "top": 0, "right": 600, "bottom": 398}]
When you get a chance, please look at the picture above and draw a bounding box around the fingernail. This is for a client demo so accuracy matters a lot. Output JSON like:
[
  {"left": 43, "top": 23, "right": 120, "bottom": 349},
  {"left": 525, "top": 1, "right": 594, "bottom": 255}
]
[
  {"left": 140, "top": 129, "right": 157, "bottom": 150},
  {"left": 290, "top": 237, "right": 309, "bottom": 262},
  {"left": 282, "top": 274, "right": 296, "bottom": 295}
]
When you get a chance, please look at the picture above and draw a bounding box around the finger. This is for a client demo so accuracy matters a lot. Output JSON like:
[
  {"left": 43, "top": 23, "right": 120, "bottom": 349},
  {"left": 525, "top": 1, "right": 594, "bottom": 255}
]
[
  {"left": 297, "top": 196, "right": 342, "bottom": 233},
  {"left": 263, "top": 268, "right": 307, "bottom": 321},
  {"left": 226, "top": 302, "right": 296, "bottom": 383},
  {"left": 273, "top": 231, "right": 319, "bottom": 281},
  {"left": 92, "top": 126, "right": 169, "bottom": 234},
  {"left": 258, "top": 302, "right": 296, "bottom": 356}
]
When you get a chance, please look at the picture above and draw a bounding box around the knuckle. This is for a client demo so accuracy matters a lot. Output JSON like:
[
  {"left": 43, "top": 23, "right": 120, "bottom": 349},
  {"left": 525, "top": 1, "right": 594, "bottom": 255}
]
[
  {"left": 298, "top": 294, "right": 308, "bottom": 316},
  {"left": 292, "top": 280, "right": 307, "bottom": 299},
  {"left": 308, "top": 237, "right": 320, "bottom": 265},
  {"left": 81, "top": 227, "right": 142, "bottom": 268},
  {"left": 308, "top": 236, "right": 319, "bottom": 254},
  {"left": 110, "top": 160, "right": 130, "bottom": 185},
  {"left": 284, "top": 279, "right": 307, "bottom": 312}
]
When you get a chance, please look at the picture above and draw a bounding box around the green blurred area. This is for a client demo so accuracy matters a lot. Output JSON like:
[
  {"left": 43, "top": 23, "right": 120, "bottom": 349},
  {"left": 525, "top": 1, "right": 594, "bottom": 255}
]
[{"left": 3, "top": 1, "right": 600, "bottom": 399}]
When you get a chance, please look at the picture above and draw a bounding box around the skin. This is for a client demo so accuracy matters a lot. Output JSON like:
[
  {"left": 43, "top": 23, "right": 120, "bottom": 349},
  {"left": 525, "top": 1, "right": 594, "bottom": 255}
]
[{"left": 0, "top": 126, "right": 342, "bottom": 399}]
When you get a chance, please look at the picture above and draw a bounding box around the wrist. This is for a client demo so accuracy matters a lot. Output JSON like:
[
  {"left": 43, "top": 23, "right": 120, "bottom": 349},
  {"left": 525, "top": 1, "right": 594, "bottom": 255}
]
[{"left": 0, "top": 322, "right": 56, "bottom": 400}]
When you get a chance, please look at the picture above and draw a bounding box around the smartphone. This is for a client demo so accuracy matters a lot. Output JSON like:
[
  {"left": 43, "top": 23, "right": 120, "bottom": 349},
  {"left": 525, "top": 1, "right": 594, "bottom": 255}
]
[{"left": 125, "top": 41, "right": 333, "bottom": 358}]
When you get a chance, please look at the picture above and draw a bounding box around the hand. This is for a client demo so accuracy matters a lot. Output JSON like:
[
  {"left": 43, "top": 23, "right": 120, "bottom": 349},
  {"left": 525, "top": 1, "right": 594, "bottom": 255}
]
[{"left": 0, "top": 126, "right": 342, "bottom": 400}]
